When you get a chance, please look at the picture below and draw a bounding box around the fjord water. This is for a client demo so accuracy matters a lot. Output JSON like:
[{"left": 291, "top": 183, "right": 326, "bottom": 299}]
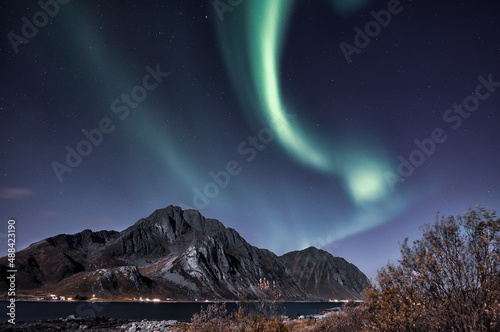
[{"left": 1, "top": 301, "right": 343, "bottom": 322}]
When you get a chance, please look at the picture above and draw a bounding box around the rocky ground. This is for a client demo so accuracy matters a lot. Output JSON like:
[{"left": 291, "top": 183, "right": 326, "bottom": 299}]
[{"left": 0, "top": 316, "right": 187, "bottom": 331}]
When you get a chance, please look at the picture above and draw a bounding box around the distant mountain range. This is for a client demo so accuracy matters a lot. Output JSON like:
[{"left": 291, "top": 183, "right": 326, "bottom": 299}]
[{"left": 0, "top": 206, "right": 368, "bottom": 301}]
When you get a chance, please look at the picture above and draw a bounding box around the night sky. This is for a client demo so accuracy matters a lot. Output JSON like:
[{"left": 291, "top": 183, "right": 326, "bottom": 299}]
[{"left": 1, "top": 0, "right": 499, "bottom": 280}]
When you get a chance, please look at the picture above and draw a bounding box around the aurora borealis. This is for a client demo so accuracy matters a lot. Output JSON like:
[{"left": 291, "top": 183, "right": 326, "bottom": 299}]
[
  {"left": 216, "top": 0, "right": 401, "bottom": 249},
  {"left": 1, "top": 0, "right": 499, "bottom": 279}
]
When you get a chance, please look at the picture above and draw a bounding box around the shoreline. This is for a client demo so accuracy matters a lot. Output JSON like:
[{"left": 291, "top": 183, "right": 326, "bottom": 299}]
[
  {"left": 0, "top": 299, "right": 353, "bottom": 303},
  {"left": 0, "top": 307, "right": 343, "bottom": 331}
]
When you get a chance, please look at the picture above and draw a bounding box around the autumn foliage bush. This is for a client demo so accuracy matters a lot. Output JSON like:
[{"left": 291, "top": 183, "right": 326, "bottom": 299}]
[
  {"left": 309, "top": 300, "right": 364, "bottom": 332},
  {"left": 363, "top": 206, "right": 499, "bottom": 331},
  {"left": 188, "top": 302, "right": 288, "bottom": 332},
  {"left": 187, "top": 302, "right": 232, "bottom": 332}
]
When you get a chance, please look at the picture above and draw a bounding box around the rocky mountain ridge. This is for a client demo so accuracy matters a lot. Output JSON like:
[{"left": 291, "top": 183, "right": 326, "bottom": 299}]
[{"left": 0, "top": 205, "right": 368, "bottom": 301}]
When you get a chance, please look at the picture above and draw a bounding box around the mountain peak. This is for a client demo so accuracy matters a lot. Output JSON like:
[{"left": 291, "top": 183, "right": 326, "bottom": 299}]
[
  {"left": 289, "top": 246, "right": 330, "bottom": 255},
  {"left": 137, "top": 205, "right": 224, "bottom": 234}
]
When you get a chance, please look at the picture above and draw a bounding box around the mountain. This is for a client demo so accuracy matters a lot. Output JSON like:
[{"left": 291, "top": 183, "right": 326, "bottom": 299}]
[
  {"left": 0, "top": 205, "right": 368, "bottom": 301},
  {"left": 280, "top": 247, "right": 368, "bottom": 300}
]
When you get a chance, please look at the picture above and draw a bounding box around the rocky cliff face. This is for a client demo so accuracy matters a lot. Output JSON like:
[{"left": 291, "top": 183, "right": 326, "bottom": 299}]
[{"left": 0, "top": 206, "right": 368, "bottom": 301}]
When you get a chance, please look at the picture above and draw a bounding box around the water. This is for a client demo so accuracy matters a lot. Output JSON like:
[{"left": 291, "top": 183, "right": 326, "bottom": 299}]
[{"left": 1, "top": 301, "right": 343, "bottom": 322}]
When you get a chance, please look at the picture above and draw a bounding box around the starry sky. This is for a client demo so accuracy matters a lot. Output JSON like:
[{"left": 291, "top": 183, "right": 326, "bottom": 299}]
[{"left": 1, "top": 0, "right": 499, "bottom": 280}]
